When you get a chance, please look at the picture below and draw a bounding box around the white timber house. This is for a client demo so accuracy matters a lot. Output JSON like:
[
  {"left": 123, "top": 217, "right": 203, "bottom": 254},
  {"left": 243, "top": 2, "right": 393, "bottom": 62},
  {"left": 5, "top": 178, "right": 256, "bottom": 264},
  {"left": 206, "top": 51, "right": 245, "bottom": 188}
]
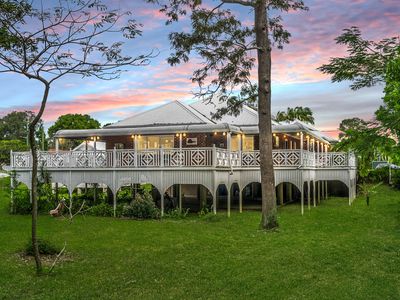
[{"left": 8, "top": 100, "right": 357, "bottom": 216}]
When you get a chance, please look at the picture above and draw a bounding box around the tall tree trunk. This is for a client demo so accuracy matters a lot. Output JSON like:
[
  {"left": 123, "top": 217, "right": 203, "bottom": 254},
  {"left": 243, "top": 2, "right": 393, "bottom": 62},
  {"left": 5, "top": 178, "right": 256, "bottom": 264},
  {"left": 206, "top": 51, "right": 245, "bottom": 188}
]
[
  {"left": 28, "top": 81, "right": 50, "bottom": 274},
  {"left": 255, "top": 1, "right": 278, "bottom": 229}
]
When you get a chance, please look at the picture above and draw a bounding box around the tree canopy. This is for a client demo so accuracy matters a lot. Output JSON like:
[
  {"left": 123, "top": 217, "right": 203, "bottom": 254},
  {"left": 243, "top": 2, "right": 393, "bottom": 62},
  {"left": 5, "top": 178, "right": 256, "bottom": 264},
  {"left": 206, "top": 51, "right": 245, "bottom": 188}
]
[
  {"left": 318, "top": 27, "right": 400, "bottom": 90},
  {"left": 275, "top": 106, "right": 314, "bottom": 124},
  {"left": 48, "top": 114, "right": 101, "bottom": 139},
  {"left": 320, "top": 28, "right": 400, "bottom": 178},
  {"left": 0, "top": 111, "right": 44, "bottom": 141}
]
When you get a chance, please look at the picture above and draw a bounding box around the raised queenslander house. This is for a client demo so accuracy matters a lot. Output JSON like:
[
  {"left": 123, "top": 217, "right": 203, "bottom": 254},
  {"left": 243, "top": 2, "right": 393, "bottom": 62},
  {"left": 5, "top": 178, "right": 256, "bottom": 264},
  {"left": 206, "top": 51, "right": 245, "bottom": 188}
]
[{"left": 8, "top": 100, "right": 357, "bottom": 216}]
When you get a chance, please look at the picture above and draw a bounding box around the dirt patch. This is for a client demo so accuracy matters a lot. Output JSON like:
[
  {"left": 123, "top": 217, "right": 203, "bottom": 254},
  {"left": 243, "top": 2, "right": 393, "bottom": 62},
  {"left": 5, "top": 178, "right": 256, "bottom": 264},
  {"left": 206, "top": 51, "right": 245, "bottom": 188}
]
[{"left": 17, "top": 252, "right": 74, "bottom": 266}]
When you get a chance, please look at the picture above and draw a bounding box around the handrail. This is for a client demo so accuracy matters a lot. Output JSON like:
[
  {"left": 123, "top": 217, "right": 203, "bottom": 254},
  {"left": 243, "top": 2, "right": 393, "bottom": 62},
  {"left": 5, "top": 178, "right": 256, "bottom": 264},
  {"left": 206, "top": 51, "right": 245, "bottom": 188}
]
[{"left": 10, "top": 148, "right": 356, "bottom": 169}]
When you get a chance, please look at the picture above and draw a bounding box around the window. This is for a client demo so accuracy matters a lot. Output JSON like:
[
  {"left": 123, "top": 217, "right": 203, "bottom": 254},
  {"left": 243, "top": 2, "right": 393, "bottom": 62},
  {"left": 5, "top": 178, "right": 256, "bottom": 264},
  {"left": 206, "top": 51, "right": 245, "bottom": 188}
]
[
  {"left": 114, "top": 143, "right": 124, "bottom": 149},
  {"left": 231, "top": 134, "right": 240, "bottom": 151},
  {"left": 242, "top": 135, "right": 254, "bottom": 151},
  {"left": 137, "top": 135, "right": 175, "bottom": 150},
  {"left": 275, "top": 136, "right": 280, "bottom": 148},
  {"left": 160, "top": 136, "right": 174, "bottom": 148}
]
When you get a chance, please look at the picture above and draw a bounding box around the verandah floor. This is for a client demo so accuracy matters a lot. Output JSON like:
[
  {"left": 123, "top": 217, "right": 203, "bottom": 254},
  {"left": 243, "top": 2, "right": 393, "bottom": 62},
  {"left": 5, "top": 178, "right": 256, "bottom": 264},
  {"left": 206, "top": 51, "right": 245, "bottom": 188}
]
[{"left": 0, "top": 179, "right": 399, "bottom": 299}]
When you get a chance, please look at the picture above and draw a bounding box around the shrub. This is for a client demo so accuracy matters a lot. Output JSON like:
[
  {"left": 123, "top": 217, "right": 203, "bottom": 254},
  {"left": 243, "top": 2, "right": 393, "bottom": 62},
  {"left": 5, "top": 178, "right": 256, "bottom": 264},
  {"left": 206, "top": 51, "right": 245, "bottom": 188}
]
[
  {"left": 122, "top": 192, "right": 160, "bottom": 219},
  {"left": 89, "top": 202, "right": 114, "bottom": 217},
  {"left": 11, "top": 186, "right": 31, "bottom": 214},
  {"left": 164, "top": 208, "right": 189, "bottom": 219},
  {"left": 198, "top": 207, "right": 211, "bottom": 217},
  {"left": 24, "top": 238, "right": 61, "bottom": 256},
  {"left": 117, "top": 187, "right": 133, "bottom": 203}
]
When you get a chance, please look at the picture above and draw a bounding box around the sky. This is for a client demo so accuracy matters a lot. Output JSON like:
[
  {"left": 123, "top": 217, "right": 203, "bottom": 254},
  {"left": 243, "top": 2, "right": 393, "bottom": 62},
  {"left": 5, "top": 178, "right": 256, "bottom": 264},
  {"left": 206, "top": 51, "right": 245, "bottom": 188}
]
[{"left": 0, "top": 0, "right": 399, "bottom": 138}]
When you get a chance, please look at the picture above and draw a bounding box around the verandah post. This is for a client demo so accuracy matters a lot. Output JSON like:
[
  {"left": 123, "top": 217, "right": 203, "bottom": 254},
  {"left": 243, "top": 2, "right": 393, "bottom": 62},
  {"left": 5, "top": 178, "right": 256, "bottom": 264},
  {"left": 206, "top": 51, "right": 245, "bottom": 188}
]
[
  {"left": 300, "top": 132, "right": 304, "bottom": 167},
  {"left": 307, "top": 180, "right": 311, "bottom": 210},
  {"left": 301, "top": 181, "right": 304, "bottom": 215},
  {"left": 212, "top": 144, "right": 217, "bottom": 167}
]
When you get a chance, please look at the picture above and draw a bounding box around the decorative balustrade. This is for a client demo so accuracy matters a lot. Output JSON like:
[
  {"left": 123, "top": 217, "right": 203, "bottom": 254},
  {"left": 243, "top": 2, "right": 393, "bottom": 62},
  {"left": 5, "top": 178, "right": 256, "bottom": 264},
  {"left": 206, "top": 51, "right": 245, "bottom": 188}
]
[{"left": 10, "top": 148, "right": 356, "bottom": 169}]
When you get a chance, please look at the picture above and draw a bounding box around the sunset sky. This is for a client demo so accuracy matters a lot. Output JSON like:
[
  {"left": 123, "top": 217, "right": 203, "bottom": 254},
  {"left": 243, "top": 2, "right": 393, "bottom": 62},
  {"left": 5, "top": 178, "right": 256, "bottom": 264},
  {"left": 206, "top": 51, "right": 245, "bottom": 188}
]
[{"left": 0, "top": 0, "right": 399, "bottom": 138}]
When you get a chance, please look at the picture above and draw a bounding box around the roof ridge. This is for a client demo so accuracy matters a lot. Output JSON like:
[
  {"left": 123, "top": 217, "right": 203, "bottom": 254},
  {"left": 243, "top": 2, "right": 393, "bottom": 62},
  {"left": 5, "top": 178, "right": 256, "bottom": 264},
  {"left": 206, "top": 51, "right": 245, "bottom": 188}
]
[
  {"left": 188, "top": 100, "right": 217, "bottom": 124},
  {"left": 176, "top": 100, "right": 212, "bottom": 123}
]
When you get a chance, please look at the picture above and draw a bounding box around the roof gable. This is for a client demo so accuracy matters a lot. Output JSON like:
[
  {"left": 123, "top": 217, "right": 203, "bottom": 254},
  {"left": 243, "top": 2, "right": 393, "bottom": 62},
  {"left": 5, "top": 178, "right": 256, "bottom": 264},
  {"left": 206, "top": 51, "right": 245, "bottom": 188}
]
[{"left": 107, "top": 101, "right": 212, "bottom": 128}]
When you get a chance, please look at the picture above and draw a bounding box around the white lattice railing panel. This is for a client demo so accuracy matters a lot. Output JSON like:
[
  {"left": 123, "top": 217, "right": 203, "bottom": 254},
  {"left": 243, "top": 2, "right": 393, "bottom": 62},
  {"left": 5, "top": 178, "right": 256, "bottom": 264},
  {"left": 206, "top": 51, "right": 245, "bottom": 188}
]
[
  {"left": 137, "top": 150, "right": 160, "bottom": 167},
  {"left": 272, "top": 150, "right": 301, "bottom": 167},
  {"left": 241, "top": 151, "right": 260, "bottom": 167},
  {"left": 12, "top": 152, "right": 32, "bottom": 168},
  {"left": 10, "top": 148, "right": 356, "bottom": 169},
  {"left": 116, "top": 149, "right": 135, "bottom": 167}
]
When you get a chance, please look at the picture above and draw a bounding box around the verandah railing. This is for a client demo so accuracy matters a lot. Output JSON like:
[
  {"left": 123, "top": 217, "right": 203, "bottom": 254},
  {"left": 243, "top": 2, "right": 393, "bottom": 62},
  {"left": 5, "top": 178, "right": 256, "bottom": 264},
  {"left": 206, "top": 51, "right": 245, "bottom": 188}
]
[{"left": 10, "top": 148, "right": 356, "bottom": 169}]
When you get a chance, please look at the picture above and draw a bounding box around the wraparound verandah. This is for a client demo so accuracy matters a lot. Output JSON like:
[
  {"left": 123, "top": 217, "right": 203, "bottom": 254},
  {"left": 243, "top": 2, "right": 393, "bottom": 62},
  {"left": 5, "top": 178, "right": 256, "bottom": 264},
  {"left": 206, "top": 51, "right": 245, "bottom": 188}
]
[{"left": 12, "top": 167, "right": 357, "bottom": 216}]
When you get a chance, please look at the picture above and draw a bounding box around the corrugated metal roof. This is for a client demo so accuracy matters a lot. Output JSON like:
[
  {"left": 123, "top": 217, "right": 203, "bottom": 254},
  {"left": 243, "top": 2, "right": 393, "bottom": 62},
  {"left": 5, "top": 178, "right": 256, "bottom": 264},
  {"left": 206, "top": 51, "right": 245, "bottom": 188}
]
[
  {"left": 107, "top": 101, "right": 212, "bottom": 128},
  {"left": 189, "top": 99, "right": 259, "bottom": 126}
]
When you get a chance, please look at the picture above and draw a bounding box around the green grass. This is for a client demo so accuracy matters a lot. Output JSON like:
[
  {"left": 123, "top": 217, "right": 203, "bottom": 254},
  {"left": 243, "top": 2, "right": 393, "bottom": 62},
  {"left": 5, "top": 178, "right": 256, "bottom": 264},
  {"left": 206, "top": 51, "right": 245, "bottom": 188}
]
[{"left": 0, "top": 178, "right": 399, "bottom": 299}]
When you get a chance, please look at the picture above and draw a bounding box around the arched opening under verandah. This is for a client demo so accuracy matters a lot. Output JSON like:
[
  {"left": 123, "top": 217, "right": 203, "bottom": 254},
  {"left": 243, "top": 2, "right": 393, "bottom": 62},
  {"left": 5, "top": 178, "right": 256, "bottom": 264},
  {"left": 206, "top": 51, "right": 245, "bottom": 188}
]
[
  {"left": 164, "top": 184, "right": 213, "bottom": 213},
  {"left": 275, "top": 182, "right": 302, "bottom": 206},
  {"left": 326, "top": 180, "right": 349, "bottom": 198},
  {"left": 241, "top": 182, "right": 262, "bottom": 211},
  {"left": 215, "top": 183, "right": 229, "bottom": 212}
]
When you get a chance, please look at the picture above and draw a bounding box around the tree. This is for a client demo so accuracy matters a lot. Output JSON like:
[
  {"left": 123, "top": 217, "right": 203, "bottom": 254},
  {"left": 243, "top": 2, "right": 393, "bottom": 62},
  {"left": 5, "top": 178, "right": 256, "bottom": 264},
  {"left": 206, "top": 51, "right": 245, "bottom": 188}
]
[
  {"left": 319, "top": 28, "right": 400, "bottom": 170},
  {"left": 0, "top": 0, "right": 30, "bottom": 49},
  {"left": 0, "top": 0, "right": 154, "bottom": 274},
  {"left": 376, "top": 57, "right": 400, "bottom": 143},
  {"left": 0, "top": 111, "right": 41, "bottom": 141},
  {"left": 0, "top": 139, "right": 29, "bottom": 166},
  {"left": 147, "top": 0, "right": 308, "bottom": 230},
  {"left": 318, "top": 27, "right": 400, "bottom": 90},
  {"left": 275, "top": 106, "right": 314, "bottom": 124},
  {"left": 48, "top": 114, "right": 101, "bottom": 149},
  {"left": 334, "top": 117, "right": 394, "bottom": 178}
]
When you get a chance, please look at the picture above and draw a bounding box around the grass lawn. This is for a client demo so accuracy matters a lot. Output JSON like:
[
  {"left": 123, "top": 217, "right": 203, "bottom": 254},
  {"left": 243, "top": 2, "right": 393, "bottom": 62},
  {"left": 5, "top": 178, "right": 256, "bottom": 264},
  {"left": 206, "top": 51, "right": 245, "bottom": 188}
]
[{"left": 0, "top": 178, "right": 399, "bottom": 299}]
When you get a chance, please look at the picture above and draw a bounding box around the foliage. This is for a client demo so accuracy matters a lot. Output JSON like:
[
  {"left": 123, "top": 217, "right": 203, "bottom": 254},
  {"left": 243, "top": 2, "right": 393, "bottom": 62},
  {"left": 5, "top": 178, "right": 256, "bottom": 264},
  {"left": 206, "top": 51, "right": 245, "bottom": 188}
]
[
  {"left": 148, "top": 0, "right": 307, "bottom": 230},
  {"left": 0, "top": 111, "right": 43, "bottom": 141},
  {"left": 164, "top": 208, "right": 189, "bottom": 219},
  {"left": 48, "top": 114, "right": 100, "bottom": 139},
  {"left": 147, "top": 0, "right": 307, "bottom": 116},
  {"left": 375, "top": 56, "right": 400, "bottom": 148},
  {"left": 10, "top": 183, "right": 54, "bottom": 215},
  {"left": 117, "top": 187, "right": 133, "bottom": 203},
  {"left": 198, "top": 206, "right": 210, "bottom": 217},
  {"left": 88, "top": 202, "right": 114, "bottom": 217},
  {"left": 334, "top": 118, "right": 394, "bottom": 178},
  {"left": 11, "top": 185, "right": 31, "bottom": 214},
  {"left": 318, "top": 27, "right": 400, "bottom": 90},
  {"left": 0, "top": 0, "right": 31, "bottom": 49},
  {"left": 275, "top": 106, "right": 314, "bottom": 124},
  {"left": 1, "top": 176, "right": 400, "bottom": 298},
  {"left": 357, "top": 182, "right": 382, "bottom": 206},
  {"left": 0, "top": 0, "right": 155, "bottom": 272},
  {"left": 48, "top": 114, "right": 101, "bottom": 149},
  {"left": 122, "top": 192, "right": 160, "bottom": 219},
  {"left": 321, "top": 43, "right": 400, "bottom": 177},
  {"left": 24, "top": 238, "right": 60, "bottom": 256},
  {"left": 0, "top": 139, "right": 28, "bottom": 166}
]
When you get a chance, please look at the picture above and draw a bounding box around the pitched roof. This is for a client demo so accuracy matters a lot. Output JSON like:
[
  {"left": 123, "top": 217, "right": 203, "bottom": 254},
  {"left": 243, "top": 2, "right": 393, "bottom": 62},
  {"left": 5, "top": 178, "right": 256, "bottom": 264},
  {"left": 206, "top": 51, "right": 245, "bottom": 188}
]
[
  {"left": 189, "top": 99, "right": 260, "bottom": 126},
  {"left": 107, "top": 101, "right": 212, "bottom": 128}
]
